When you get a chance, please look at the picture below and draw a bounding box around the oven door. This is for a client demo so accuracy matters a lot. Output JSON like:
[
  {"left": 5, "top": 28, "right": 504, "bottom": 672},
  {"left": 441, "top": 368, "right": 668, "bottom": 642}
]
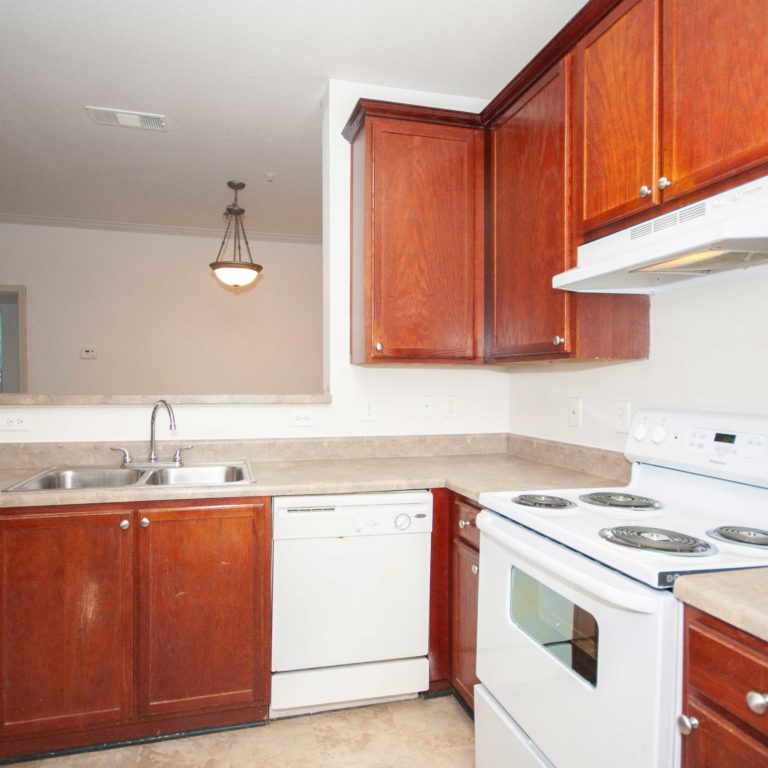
[{"left": 476, "top": 510, "right": 681, "bottom": 768}]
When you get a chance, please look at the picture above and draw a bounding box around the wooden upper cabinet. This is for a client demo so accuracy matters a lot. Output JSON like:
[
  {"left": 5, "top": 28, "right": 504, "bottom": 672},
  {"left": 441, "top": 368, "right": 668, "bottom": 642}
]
[
  {"left": 574, "top": 0, "right": 661, "bottom": 233},
  {"left": 346, "top": 102, "right": 485, "bottom": 363},
  {"left": 0, "top": 510, "right": 133, "bottom": 736},
  {"left": 662, "top": 0, "right": 768, "bottom": 201},
  {"left": 488, "top": 57, "right": 649, "bottom": 363},
  {"left": 489, "top": 59, "right": 572, "bottom": 359},
  {"left": 137, "top": 500, "right": 270, "bottom": 718}
]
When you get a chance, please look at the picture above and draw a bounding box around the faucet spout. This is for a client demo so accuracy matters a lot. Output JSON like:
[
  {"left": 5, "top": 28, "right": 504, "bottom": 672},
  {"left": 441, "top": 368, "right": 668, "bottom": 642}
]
[{"left": 149, "top": 399, "right": 176, "bottom": 463}]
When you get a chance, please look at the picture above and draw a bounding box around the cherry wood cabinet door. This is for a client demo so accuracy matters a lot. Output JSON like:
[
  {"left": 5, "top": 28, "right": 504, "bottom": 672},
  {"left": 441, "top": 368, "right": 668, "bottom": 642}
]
[
  {"left": 137, "top": 500, "right": 269, "bottom": 717},
  {"left": 574, "top": 0, "right": 661, "bottom": 233},
  {"left": 682, "top": 697, "right": 768, "bottom": 768},
  {"left": 0, "top": 510, "right": 133, "bottom": 736},
  {"left": 661, "top": 0, "right": 768, "bottom": 202},
  {"left": 489, "top": 59, "right": 572, "bottom": 359},
  {"left": 367, "top": 117, "right": 484, "bottom": 361},
  {"left": 451, "top": 538, "right": 479, "bottom": 709}
]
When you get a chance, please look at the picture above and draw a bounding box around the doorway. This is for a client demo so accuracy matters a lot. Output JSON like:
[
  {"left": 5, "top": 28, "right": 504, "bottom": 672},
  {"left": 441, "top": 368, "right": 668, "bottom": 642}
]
[{"left": 0, "top": 287, "right": 27, "bottom": 394}]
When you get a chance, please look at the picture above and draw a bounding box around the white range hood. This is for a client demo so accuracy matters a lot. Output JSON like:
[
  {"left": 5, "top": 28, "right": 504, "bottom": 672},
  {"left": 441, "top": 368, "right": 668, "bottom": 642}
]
[{"left": 553, "top": 175, "right": 768, "bottom": 294}]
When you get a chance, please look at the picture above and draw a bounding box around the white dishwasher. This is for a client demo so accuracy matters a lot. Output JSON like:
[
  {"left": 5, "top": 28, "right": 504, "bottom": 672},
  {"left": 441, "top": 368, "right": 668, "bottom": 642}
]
[{"left": 271, "top": 490, "right": 433, "bottom": 717}]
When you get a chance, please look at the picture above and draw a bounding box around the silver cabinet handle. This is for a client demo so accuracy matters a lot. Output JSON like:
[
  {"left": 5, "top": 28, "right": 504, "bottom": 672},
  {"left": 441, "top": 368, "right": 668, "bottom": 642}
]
[
  {"left": 552, "top": 335, "right": 566, "bottom": 346},
  {"left": 677, "top": 714, "right": 699, "bottom": 735},
  {"left": 140, "top": 517, "right": 150, "bottom": 528},
  {"left": 375, "top": 342, "right": 383, "bottom": 352},
  {"left": 639, "top": 184, "right": 652, "bottom": 198},
  {"left": 658, "top": 176, "right": 672, "bottom": 190},
  {"left": 458, "top": 519, "right": 473, "bottom": 529},
  {"left": 471, "top": 564, "right": 479, "bottom": 575},
  {"left": 119, "top": 519, "right": 130, "bottom": 530},
  {"left": 747, "top": 691, "right": 768, "bottom": 715}
]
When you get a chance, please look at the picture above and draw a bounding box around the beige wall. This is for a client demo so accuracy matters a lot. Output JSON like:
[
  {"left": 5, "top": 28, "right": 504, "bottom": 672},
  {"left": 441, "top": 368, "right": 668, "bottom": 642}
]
[
  {"left": 0, "top": 222, "right": 323, "bottom": 395},
  {"left": 507, "top": 270, "right": 768, "bottom": 451}
]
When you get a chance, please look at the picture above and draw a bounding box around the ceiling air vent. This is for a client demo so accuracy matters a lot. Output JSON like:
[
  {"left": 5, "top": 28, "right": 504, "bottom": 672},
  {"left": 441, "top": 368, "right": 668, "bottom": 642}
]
[{"left": 85, "top": 106, "right": 168, "bottom": 131}]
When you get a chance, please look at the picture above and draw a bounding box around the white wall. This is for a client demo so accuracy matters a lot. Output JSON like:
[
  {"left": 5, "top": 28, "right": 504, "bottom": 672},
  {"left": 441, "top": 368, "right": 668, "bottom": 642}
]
[
  {"left": 508, "top": 272, "right": 768, "bottom": 451},
  {"left": 0, "top": 223, "right": 322, "bottom": 395},
  {"left": 0, "top": 79, "right": 511, "bottom": 444}
]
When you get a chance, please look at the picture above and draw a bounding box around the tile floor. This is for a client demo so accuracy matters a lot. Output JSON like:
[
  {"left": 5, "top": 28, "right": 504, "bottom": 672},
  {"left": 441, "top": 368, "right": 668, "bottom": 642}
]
[{"left": 21, "top": 695, "right": 474, "bottom": 768}]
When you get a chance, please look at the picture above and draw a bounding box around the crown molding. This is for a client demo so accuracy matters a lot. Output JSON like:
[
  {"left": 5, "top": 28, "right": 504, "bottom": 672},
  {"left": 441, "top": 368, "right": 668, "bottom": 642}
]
[{"left": 0, "top": 212, "right": 322, "bottom": 245}]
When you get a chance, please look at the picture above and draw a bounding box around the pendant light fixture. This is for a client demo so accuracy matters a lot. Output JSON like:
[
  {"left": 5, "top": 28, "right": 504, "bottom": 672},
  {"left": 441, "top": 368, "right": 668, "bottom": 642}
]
[{"left": 209, "top": 180, "right": 263, "bottom": 288}]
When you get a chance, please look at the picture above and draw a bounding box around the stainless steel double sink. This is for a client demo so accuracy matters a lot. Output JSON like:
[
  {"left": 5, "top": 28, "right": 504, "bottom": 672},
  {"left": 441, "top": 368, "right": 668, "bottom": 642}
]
[{"left": 3, "top": 462, "right": 253, "bottom": 492}]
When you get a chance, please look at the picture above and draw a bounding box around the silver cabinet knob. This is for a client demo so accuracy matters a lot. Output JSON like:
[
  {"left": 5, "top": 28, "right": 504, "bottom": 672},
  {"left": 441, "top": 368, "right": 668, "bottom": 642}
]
[
  {"left": 119, "top": 519, "right": 130, "bottom": 530},
  {"left": 658, "top": 176, "right": 672, "bottom": 190},
  {"left": 471, "top": 564, "right": 479, "bottom": 575},
  {"left": 552, "top": 335, "right": 566, "bottom": 346},
  {"left": 639, "top": 185, "right": 652, "bottom": 198},
  {"left": 140, "top": 517, "right": 150, "bottom": 528},
  {"left": 677, "top": 714, "right": 699, "bottom": 735},
  {"left": 458, "top": 519, "right": 473, "bottom": 529},
  {"left": 375, "top": 342, "right": 383, "bottom": 352},
  {"left": 747, "top": 691, "right": 768, "bottom": 715}
]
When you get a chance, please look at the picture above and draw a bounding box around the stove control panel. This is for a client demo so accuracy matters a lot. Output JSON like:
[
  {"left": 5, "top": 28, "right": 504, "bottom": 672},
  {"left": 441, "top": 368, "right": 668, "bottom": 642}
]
[{"left": 627, "top": 410, "right": 768, "bottom": 487}]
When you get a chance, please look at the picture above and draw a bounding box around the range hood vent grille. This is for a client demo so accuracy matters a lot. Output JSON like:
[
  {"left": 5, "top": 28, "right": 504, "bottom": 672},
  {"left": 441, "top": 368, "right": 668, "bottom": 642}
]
[
  {"left": 85, "top": 106, "right": 168, "bottom": 131},
  {"left": 629, "top": 202, "right": 707, "bottom": 241}
]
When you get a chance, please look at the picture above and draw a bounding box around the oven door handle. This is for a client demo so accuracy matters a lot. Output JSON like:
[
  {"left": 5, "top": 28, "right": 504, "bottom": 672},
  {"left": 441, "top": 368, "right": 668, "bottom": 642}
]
[{"left": 477, "top": 511, "right": 659, "bottom": 615}]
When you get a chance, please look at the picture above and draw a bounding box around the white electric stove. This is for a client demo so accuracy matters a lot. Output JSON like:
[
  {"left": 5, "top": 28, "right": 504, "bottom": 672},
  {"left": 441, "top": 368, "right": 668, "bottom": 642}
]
[
  {"left": 480, "top": 409, "right": 768, "bottom": 588},
  {"left": 474, "top": 409, "right": 768, "bottom": 768}
]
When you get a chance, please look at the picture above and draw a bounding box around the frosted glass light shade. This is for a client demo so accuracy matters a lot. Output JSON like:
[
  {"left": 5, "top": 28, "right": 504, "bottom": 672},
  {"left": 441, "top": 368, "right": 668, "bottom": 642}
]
[{"left": 210, "top": 261, "right": 262, "bottom": 288}]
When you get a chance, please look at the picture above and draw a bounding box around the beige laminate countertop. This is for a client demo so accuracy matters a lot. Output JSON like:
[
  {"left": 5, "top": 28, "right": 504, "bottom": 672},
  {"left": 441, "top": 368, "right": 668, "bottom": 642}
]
[
  {"left": 674, "top": 568, "right": 768, "bottom": 642},
  {"left": 0, "top": 453, "right": 618, "bottom": 510},
  {"left": 3, "top": 451, "right": 766, "bottom": 641}
]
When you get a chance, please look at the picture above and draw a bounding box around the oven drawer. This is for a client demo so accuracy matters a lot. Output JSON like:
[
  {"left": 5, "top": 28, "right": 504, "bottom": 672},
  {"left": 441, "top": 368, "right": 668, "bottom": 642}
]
[
  {"left": 475, "top": 684, "right": 553, "bottom": 768},
  {"left": 452, "top": 496, "right": 480, "bottom": 549},
  {"left": 687, "top": 612, "right": 768, "bottom": 739}
]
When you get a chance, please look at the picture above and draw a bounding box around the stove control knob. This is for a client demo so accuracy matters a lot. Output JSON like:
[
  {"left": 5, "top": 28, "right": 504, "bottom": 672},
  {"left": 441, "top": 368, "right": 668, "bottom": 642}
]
[
  {"left": 394, "top": 513, "right": 412, "bottom": 531},
  {"left": 652, "top": 425, "right": 667, "bottom": 445},
  {"left": 634, "top": 423, "right": 648, "bottom": 442}
]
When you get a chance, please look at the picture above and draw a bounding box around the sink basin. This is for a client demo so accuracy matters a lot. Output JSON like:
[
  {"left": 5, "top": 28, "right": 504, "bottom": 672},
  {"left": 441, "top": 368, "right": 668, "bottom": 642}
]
[
  {"left": 142, "top": 463, "right": 251, "bottom": 486},
  {"left": 3, "top": 462, "right": 253, "bottom": 492},
  {"left": 4, "top": 467, "right": 145, "bottom": 492}
]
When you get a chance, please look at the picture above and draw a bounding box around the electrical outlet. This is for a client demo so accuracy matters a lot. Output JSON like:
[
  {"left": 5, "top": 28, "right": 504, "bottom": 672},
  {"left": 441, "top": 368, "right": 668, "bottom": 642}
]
[
  {"left": 614, "top": 400, "right": 632, "bottom": 434},
  {"left": 0, "top": 413, "right": 32, "bottom": 431},
  {"left": 362, "top": 399, "right": 377, "bottom": 422},
  {"left": 443, "top": 396, "right": 458, "bottom": 419},
  {"left": 568, "top": 398, "right": 583, "bottom": 428},
  {"left": 419, "top": 395, "right": 434, "bottom": 418},
  {"left": 289, "top": 411, "right": 315, "bottom": 428},
  {"left": 80, "top": 348, "right": 97, "bottom": 359}
]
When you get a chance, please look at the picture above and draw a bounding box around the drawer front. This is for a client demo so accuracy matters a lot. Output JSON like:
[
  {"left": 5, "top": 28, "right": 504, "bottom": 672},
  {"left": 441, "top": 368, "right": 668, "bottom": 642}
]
[
  {"left": 452, "top": 496, "right": 480, "bottom": 549},
  {"left": 688, "top": 618, "right": 768, "bottom": 738}
]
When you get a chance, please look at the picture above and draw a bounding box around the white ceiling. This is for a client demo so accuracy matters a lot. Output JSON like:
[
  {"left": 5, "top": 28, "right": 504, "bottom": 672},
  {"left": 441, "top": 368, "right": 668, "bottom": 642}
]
[{"left": 0, "top": 0, "right": 586, "bottom": 240}]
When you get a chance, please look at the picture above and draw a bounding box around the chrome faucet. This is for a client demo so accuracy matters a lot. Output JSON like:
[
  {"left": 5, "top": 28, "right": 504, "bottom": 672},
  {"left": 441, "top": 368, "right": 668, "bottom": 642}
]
[{"left": 149, "top": 399, "right": 176, "bottom": 463}]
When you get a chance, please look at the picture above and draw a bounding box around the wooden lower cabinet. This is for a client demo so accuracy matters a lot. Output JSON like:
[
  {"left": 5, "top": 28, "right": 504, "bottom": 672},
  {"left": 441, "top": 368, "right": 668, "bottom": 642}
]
[
  {"left": 681, "top": 607, "right": 768, "bottom": 767},
  {"left": 0, "top": 510, "right": 134, "bottom": 737},
  {"left": 0, "top": 497, "right": 271, "bottom": 760},
  {"left": 450, "top": 494, "right": 480, "bottom": 709},
  {"left": 138, "top": 501, "right": 269, "bottom": 718}
]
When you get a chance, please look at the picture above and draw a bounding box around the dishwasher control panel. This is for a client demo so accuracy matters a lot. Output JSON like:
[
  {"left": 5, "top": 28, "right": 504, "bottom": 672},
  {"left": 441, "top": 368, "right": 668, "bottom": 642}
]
[{"left": 272, "top": 490, "right": 433, "bottom": 539}]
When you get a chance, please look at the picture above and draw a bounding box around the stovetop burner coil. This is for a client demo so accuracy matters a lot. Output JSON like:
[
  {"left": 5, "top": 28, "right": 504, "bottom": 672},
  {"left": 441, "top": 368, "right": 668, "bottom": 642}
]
[
  {"left": 512, "top": 494, "right": 575, "bottom": 509},
  {"left": 599, "top": 526, "right": 715, "bottom": 556},
  {"left": 581, "top": 491, "right": 662, "bottom": 510},
  {"left": 707, "top": 526, "right": 768, "bottom": 548}
]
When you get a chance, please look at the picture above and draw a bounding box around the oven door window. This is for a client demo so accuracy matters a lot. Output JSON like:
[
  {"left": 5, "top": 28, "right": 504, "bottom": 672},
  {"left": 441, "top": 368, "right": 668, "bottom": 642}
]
[{"left": 510, "top": 567, "right": 599, "bottom": 687}]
